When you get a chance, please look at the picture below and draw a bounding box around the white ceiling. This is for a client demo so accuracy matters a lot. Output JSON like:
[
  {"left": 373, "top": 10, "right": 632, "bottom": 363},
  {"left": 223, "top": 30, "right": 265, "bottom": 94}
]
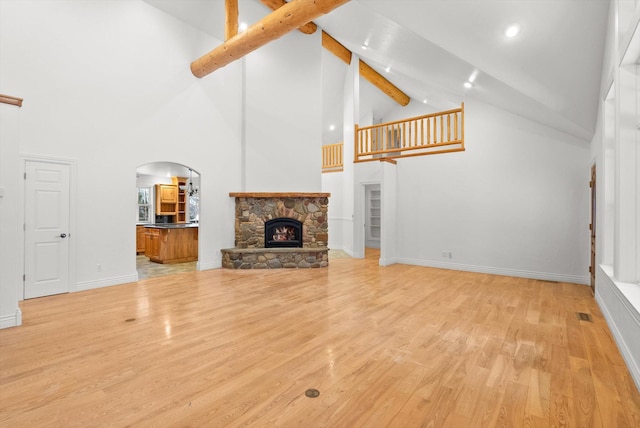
[{"left": 144, "top": 0, "right": 611, "bottom": 142}]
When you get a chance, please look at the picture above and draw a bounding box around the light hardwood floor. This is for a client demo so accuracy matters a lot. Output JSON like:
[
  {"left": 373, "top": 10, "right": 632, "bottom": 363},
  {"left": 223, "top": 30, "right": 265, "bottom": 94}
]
[{"left": 2, "top": 249, "right": 639, "bottom": 427}]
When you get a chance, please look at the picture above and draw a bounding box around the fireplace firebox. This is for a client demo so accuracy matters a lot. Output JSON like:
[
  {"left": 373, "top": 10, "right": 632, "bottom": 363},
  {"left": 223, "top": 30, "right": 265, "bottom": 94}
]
[{"left": 265, "top": 218, "right": 302, "bottom": 248}]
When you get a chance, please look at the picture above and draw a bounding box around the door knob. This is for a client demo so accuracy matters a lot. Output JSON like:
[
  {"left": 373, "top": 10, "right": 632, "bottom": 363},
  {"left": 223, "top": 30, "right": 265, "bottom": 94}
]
[{"left": 59, "top": 233, "right": 67, "bottom": 238}]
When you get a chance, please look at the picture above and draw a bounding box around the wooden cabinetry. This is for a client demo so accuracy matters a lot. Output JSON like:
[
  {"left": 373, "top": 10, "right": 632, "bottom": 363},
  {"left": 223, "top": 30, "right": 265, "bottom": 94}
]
[
  {"left": 155, "top": 184, "right": 178, "bottom": 215},
  {"left": 144, "top": 227, "right": 160, "bottom": 259},
  {"left": 144, "top": 226, "right": 198, "bottom": 264},
  {"left": 176, "top": 177, "right": 187, "bottom": 223},
  {"left": 136, "top": 225, "right": 146, "bottom": 254}
]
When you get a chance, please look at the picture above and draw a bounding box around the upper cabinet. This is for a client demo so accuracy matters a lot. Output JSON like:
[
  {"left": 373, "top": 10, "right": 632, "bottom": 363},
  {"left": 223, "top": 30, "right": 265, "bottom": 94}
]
[{"left": 156, "top": 184, "right": 178, "bottom": 215}]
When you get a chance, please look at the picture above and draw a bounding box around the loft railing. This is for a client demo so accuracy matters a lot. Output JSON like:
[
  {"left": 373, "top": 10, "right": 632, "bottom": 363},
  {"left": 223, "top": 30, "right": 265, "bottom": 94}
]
[
  {"left": 355, "top": 102, "right": 464, "bottom": 163},
  {"left": 322, "top": 142, "right": 343, "bottom": 172}
]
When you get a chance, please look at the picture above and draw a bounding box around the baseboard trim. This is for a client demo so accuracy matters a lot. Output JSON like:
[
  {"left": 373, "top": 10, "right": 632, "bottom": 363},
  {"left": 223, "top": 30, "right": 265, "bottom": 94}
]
[
  {"left": 198, "top": 259, "right": 221, "bottom": 270},
  {"left": 379, "top": 256, "right": 398, "bottom": 267},
  {"left": 0, "top": 307, "right": 22, "bottom": 329},
  {"left": 75, "top": 274, "right": 138, "bottom": 292},
  {"left": 394, "top": 257, "right": 589, "bottom": 284}
]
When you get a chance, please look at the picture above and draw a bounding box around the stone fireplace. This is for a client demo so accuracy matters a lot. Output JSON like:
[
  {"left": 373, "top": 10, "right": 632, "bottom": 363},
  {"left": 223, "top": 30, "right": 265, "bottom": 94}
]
[{"left": 221, "top": 192, "right": 330, "bottom": 269}]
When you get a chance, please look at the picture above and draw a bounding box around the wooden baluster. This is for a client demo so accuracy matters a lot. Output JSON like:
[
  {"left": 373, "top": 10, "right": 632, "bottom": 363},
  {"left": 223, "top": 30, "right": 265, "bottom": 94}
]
[
  {"left": 454, "top": 112, "right": 459, "bottom": 141},
  {"left": 402, "top": 121, "right": 406, "bottom": 148},
  {"left": 393, "top": 124, "right": 398, "bottom": 149},
  {"left": 432, "top": 117, "right": 436, "bottom": 143},
  {"left": 427, "top": 118, "right": 431, "bottom": 144},
  {"left": 385, "top": 126, "right": 389, "bottom": 151},
  {"left": 447, "top": 114, "right": 451, "bottom": 142}
]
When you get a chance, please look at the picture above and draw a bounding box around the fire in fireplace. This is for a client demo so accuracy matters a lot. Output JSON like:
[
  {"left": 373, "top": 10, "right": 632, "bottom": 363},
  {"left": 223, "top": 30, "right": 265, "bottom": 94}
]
[{"left": 265, "top": 218, "right": 303, "bottom": 248}]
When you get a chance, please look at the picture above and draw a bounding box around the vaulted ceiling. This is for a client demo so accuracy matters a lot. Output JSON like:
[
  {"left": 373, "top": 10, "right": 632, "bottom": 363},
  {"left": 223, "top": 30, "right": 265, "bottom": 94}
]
[{"left": 144, "top": 0, "right": 610, "bottom": 142}]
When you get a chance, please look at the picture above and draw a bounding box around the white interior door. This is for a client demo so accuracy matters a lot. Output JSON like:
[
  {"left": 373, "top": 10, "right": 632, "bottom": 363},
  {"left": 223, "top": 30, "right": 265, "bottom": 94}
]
[{"left": 24, "top": 161, "right": 70, "bottom": 299}]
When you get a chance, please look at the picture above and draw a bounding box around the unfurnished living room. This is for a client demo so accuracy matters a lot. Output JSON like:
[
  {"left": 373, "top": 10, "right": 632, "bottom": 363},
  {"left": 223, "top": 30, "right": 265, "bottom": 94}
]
[{"left": 1, "top": 0, "right": 639, "bottom": 426}]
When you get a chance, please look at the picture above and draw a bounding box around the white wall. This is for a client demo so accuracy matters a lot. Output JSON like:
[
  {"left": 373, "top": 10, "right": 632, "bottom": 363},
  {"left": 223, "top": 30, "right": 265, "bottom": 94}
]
[
  {"left": 0, "top": 0, "right": 324, "bottom": 327},
  {"left": 345, "top": 97, "right": 591, "bottom": 283},
  {"left": 0, "top": 105, "right": 23, "bottom": 328},
  {"left": 391, "top": 99, "right": 590, "bottom": 282},
  {"left": 244, "top": 31, "right": 322, "bottom": 192}
]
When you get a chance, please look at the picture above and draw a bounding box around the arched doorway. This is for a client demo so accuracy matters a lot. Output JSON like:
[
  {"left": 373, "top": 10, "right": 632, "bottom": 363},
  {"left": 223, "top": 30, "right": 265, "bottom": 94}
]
[{"left": 135, "top": 162, "right": 200, "bottom": 279}]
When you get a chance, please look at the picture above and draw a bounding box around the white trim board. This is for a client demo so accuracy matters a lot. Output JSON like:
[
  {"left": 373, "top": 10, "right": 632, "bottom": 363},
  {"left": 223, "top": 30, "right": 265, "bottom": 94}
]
[
  {"left": 395, "top": 257, "right": 589, "bottom": 285},
  {"left": 75, "top": 274, "right": 138, "bottom": 293}
]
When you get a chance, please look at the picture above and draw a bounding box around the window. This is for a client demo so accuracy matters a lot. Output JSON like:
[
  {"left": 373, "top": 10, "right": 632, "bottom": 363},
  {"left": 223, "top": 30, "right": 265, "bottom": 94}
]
[
  {"left": 189, "top": 194, "right": 199, "bottom": 223},
  {"left": 137, "top": 187, "right": 151, "bottom": 223}
]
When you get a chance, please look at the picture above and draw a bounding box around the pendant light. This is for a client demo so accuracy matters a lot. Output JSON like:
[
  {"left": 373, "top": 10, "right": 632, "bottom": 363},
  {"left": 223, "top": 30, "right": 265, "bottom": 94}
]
[{"left": 181, "top": 168, "right": 199, "bottom": 196}]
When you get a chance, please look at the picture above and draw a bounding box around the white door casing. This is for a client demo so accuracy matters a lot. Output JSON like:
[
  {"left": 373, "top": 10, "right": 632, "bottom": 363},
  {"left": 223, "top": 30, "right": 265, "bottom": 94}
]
[{"left": 24, "top": 161, "right": 70, "bottom": 299}]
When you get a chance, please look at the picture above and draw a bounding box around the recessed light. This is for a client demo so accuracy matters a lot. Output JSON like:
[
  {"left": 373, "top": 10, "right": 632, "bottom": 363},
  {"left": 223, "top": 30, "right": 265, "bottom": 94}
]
[
  {"left": 329, "top": 124, "right": 335, "bottom": 131},
  {"left": 468, "top": 69, "right": 478, "bottom": 83},
  {"left": 505, "top": 24, "right": 520, "bottom": 38},
  {"left": 385, "top": 66, "right": 391, "bottom": 73},
  {"left": 239, "top": 22, "right": 248, "bottom": 32},
  {"left": 422, "top": 98, "right": 428, "bottom": 104},
  {"left": 361, "top": 44, "right": 368, "bottom": 50},
  {"left": 464, "top": 81, "right": 473, "bottom": 89}
]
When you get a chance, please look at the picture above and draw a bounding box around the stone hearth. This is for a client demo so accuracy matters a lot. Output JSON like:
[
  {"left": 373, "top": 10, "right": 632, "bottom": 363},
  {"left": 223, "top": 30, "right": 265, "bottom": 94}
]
[{"left": 221, "top": 192, "right": 330, "bottom": 269}]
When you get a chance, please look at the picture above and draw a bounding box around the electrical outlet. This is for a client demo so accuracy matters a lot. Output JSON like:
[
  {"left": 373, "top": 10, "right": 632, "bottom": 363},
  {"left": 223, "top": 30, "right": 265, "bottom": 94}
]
[
  {"left": 97, "top": 264, "right": 103, "bottom": 272},
  {"left": 441, "top": 251, "right": 452, "bottom": 259}
]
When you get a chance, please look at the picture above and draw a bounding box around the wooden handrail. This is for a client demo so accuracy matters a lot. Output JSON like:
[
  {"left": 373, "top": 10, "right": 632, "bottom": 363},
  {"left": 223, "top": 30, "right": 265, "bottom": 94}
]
[
  {"left": 0, "top": 94, "right": 23, "bottom": 107},
  {"left": 355, "top": 103, "right": 464, "bottom": 163},
  {"left": 322, "top": 142, "right": 343, "bottom": 172}
]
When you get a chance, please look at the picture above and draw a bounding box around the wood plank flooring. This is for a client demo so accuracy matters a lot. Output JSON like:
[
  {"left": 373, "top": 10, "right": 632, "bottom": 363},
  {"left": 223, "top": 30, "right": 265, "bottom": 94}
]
[{"left": 1, "top": 249, "right": 639, "bottom": 427}]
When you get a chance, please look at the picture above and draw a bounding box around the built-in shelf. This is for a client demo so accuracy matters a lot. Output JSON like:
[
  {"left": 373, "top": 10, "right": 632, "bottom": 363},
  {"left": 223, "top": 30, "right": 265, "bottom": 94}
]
[{"left": 366, "top": 186, "right": 381, "bottom": 246}]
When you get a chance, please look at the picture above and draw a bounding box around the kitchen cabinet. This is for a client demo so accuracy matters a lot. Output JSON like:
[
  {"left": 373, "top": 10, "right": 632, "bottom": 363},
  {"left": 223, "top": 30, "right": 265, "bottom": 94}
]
[
  {"left": 155, "top": 184, "right": 177, "bottom": 215},
  {"left": 145, "top": 227, "right": 160, "bottom": 259},
  {"left": 136, "top": 225, "right": 146, "bottom": 254},
  {"left": 144, "top": 225, "right": 198, "bottom": 264}
]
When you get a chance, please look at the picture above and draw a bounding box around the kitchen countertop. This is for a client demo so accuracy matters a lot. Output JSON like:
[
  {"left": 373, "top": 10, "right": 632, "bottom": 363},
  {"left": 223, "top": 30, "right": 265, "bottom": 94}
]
[{"left": 142, "top": 223, "right": 199, "bottom": 229}]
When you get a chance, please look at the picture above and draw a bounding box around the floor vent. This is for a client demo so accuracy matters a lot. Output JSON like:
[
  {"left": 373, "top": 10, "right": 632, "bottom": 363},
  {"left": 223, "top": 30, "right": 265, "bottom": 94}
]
[
  {"left": 576, "top": 312, "right": 593, "bottom": 322},
  {"left": 305, "top": 389, "right": 320, "bottom": 398}
]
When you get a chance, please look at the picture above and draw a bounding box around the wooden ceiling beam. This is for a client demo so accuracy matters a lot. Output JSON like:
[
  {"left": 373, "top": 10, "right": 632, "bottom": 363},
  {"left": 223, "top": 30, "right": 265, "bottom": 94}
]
[
  {"left": 191, "top": 0, "right": 349, "bottom": 78},
  {"left": 321, "top": 30, "right": 351, "bottom": 65},
  {"left": 258, "top": 0, "right": 318, "bottom": 34},
  {"left": 358, "top": 60, "right": 410, "bottom": 106},
  {"left": 322, "top": 31, "right": 410, "bottom": 106},
  {"left": 225, "top": 0, "right": 239, "bottom": 40}
]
